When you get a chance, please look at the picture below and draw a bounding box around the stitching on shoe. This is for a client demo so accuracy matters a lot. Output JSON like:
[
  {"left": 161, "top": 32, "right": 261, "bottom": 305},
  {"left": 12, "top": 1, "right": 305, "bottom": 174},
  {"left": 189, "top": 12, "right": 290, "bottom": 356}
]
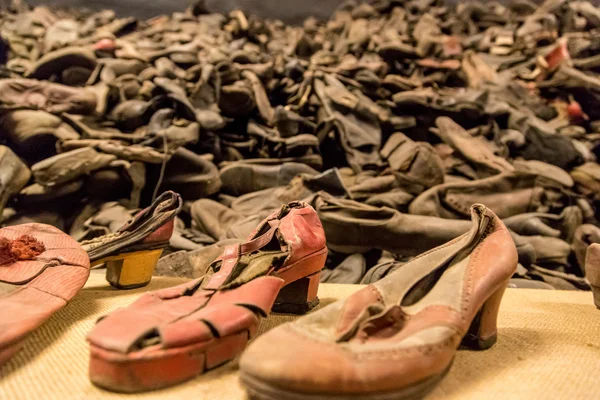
[
  {"left": 288, "top": 315, "right": 462, "bottom": 360},
  {"left": 351, "top": 333, "right": 461, "bottom": 360}
]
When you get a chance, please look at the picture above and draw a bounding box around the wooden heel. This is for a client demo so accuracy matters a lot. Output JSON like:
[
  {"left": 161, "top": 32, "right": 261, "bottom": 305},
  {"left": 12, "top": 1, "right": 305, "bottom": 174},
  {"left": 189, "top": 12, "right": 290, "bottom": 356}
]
[
  {"left": 461, "top": 282, "right": 508, "bottom": 350},
  {"left": 104, "top": 249, "right": 163, "bottom": 290},
  {"left": 272, "top": 271, "right": 321, "bottom": 315}
]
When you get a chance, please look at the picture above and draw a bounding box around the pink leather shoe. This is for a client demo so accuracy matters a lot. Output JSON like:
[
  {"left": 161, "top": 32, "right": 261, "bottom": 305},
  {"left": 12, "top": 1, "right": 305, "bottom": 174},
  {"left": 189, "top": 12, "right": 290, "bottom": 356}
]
[
  {"left": 0, "top": 223, "right": 90, "bottom": 366},
  {"left": 81, "top": 191, "right": 182, "bottom": 289},
  {"left": 87, "top": 201, "right": 327, "bottom": 392}
]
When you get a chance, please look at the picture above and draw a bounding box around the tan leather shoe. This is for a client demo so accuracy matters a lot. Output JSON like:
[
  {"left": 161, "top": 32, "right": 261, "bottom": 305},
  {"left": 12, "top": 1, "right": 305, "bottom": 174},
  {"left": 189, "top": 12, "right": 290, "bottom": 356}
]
[{"left": 240, "top": 204, "right": 517, "bottom": 400}]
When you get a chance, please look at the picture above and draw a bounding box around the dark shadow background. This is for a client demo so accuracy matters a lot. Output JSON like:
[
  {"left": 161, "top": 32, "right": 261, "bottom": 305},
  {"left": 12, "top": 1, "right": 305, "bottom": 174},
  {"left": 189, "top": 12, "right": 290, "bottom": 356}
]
[{"left": 24, "top": 0, "right": 346, "bottom": 23}]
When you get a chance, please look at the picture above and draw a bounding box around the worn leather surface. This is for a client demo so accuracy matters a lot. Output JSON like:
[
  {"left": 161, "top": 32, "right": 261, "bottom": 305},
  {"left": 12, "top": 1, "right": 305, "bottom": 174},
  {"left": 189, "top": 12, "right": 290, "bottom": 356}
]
[
  {"left": 240, "top": 204, "right": 518, "bottom": 395},
  {"left": 82, "top": 191, "right": 182, "bottom": 261},
  {"left": 0, "top": 110, "right": 80, "bottom": 160},
  {"left": 432, "top": 116, "right": 514, "bottom": 179},
  {"left": 503, "top": 206, "right": 582, "bottom": 242},
  {"left": 87, "top": 201, "right": 326, "bottom": 391},
  {"left": 0, "top": 78, "right": 97, "bottom": 115},
  {"left": 410, "top": 171, "right": 571, "bottom": 219},
  {"left": 158, "top": 147, "right": 222, "bottom": 201},
  {"left": 31, "top": 147, "right": 117, "bottom": 187},
  {"left": 0, "top": 223, "right": 90, "bottom": 365},
  {"left": 220, "top": 162, "right": 318, "bottom": 196},
  {"left": 380, "top": 132, "right": 444, "bottom": 195},
  {"left": 310, "top": 191, "right": 472, "bottom": 255}
]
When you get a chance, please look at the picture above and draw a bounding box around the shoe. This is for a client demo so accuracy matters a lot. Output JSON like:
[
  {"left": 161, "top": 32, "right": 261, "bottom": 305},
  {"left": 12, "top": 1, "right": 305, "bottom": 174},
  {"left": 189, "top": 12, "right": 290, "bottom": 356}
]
[
  {"left": 87, "top": 161, "right": 146, "bottom": 209},
  {"left": 240, "top": 204, "right": 517, "bottom": 400},
  {"left": 512, "top": 160, "right": 574, "bottom": 188},
  {"left": 585, "top": 244, "right": 600, "bottom": 309},
  {"left": 81, "top": 191, "right": 182, "bottom": 289},
  {"left": 219, "top": 155, "right": 324, "bottom": 172},
  {"left": 0, "top": 223, "right": 90, "bottom": 366},
  {"left": 0, "top": 146, "right": 31, "bottom": 218},
  {"left": 380, "top": 132, "right": 444, "bottom": 195},
  {"left": 247, "top": 123, "right": 322, "bottom": 162},
  {"left": 219, "top": 80, "right": 255, "bottom": 118},
  {"left": 18, "top": 180, "right": 84, "bottom": 206},
  {"left": 86, "top": 201, "right": 327, "bottom": 392},
  {"left": 525, "top": 236, "right": 571, "bottom": 267},
  {"left": 31, "top": 147, "right": 117, "bottom": 187},
  {"left": 0, "top": 110, "right": 79, "bottom": 161},
  {"left": 220, "top": 162, "right": 318, "bottom": 196},
  {"left": 409, "top": 171, "right": 572, "bottom": 219},
  {"left": 571, "top": 162, "right": 600, "bottom": 201},
  {"left": 154, "top": 239, "right": 241, "bottom": 279},
  {"left": 311, "top": 192, "right": 472, "bottom": 256},
  {"left": 503, "top": 206, "right": 582, "bottom": 241},
  {"left": 230, "top": 168, "right": 349, "bottom": 216},
  {"left": 26, "top": 46, "right": 97, "bottom": 83},
  {"left": 431, "top": 117, "right": 514, "bottom": 179},
  {"left": 158, "top": 147, "right": 222, "bottom": 201},
  {"left": 0, "top": 78, "right": 97, "bottom": 115},
  {"left": 313, "top": 75, "right": 384, "bottom": 173},
  {"left": 320, "top": 253, "right": 366, "bottom": 284}
]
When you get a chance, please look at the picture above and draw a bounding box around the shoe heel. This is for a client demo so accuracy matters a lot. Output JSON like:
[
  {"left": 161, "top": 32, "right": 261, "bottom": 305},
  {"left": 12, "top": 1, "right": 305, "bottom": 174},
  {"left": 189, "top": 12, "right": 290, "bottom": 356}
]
[
  {"left": 272, "top": 271, "right": 321, "bottom": 315},
  {"left": 105, "top": 249, "right": 163, "bottom": 290},
  {"left": 461, "top": 281, "right": 508, "bottom": 350},
  {"left": 592, "top": 286, "right": 600, "bottom": 310}
]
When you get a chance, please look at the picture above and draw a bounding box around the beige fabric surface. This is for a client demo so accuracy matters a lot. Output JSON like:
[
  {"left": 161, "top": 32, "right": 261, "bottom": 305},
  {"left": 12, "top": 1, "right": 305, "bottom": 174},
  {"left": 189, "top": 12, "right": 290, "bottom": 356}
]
[{"left": 1, "top": 269, "right": 600, "bottom": 399}]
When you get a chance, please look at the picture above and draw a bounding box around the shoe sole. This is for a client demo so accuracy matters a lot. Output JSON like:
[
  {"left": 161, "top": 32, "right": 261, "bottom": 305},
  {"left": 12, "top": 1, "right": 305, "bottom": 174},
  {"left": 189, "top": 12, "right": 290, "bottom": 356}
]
[
  {"left": 90, "top": 329, "right": 254, "bottom": 393},
  {"left": 240, "top": 362, "right": 452, "bottom": 400}
]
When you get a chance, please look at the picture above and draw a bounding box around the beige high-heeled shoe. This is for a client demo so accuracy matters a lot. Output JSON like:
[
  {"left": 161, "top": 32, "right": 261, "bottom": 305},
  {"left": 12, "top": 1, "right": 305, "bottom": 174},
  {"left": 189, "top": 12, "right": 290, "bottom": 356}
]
[{"left": 240, "top": 204, "right": 518, "bottom": 400}]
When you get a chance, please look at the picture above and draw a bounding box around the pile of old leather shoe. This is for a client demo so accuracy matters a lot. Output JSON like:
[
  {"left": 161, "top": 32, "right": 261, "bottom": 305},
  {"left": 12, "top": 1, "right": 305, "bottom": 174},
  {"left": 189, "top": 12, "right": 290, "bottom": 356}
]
[{"left": 0, "top": 0, "right": 599, "bottom": 292}]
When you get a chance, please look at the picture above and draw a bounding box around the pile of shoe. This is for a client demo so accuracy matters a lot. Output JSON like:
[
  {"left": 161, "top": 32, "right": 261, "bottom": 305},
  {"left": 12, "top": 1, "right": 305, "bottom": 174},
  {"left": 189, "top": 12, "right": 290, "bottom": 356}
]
[{"left": 0, "top": 0, "right": 600, "bottom": 290}]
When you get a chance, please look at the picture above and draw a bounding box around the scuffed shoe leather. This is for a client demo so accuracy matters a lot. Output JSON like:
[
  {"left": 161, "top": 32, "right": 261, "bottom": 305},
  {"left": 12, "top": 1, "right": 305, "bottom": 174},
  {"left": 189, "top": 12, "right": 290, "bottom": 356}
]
[
  {"left": 81, "top": 191, "right": 182, "bottom": 263},
  {"left": 220, "top": 162, "right": 318, "bottom": 196},
  {"left": 380, "top": 132, "right": 444, "bottom": 194},
  {"left": 0, "top": 223, "right": 90, "bottom": 366},
  {"left": 87, "top": 201, "right": 327, "bottom": 392},
  {"left": 31, "top": 147, "right": 116, "bottom": 187},
  {"left": 410, "top": 172, "right": 572, "bottom": 219},
  {"left": 240, "top": 204, "right": 517, "bottom": 399},
  {"left": 0, "top": 78, "right": 97, "bottom": 114}
]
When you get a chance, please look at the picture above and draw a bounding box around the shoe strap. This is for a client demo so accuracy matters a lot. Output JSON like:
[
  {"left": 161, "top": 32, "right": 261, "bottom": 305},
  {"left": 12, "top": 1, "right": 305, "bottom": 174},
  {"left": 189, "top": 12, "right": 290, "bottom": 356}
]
[
  {"left": 239, "top": 220, "right": 280, "bottom": 256},
  {"left": 204, "top": 220, "right": 281, "bottom": 290}
]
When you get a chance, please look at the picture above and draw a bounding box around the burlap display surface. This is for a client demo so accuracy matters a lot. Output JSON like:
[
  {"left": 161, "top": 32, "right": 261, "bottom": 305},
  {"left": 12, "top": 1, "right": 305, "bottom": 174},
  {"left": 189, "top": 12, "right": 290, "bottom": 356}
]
[{"left": 1, "top": 269, "right": 599, "bottom": 400}]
